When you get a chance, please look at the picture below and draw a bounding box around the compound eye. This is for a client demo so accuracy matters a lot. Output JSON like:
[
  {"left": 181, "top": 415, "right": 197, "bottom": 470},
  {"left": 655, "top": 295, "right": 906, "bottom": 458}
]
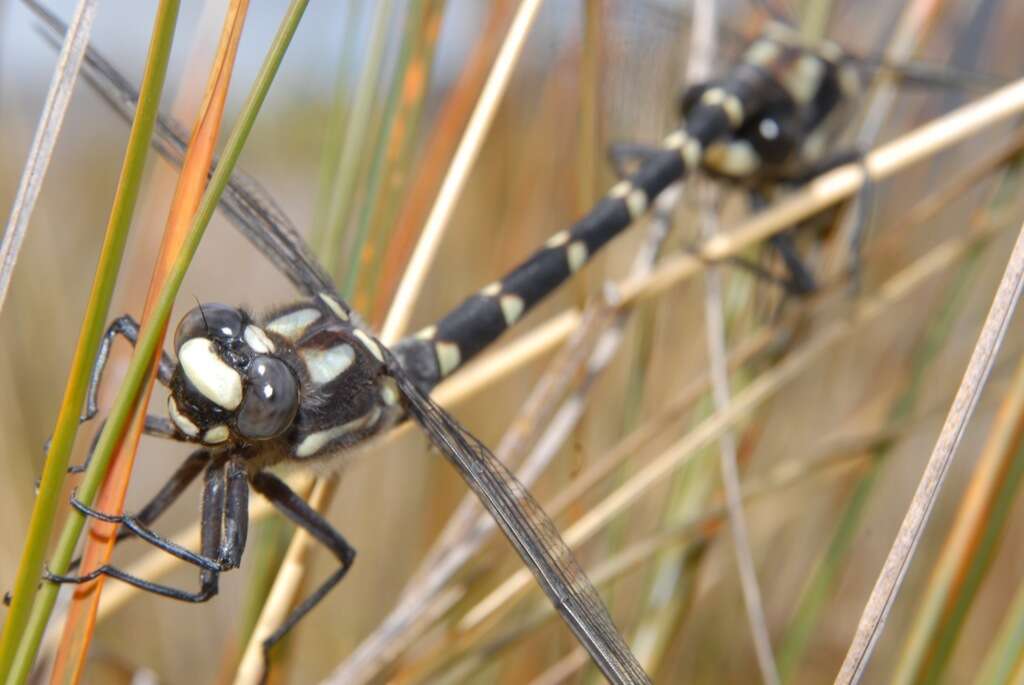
[
  {"left": 174, "top": 304, "right": 244, "bottom": 351},
  {"left": 235, "top": 356, "right": 298, "bottom": 440}
]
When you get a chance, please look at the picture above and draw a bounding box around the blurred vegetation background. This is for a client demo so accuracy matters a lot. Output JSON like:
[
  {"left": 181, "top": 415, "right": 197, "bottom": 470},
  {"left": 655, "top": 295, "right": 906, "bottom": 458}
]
[{"left": 2, "top": 0, "right": 1024, "bottom": 683}]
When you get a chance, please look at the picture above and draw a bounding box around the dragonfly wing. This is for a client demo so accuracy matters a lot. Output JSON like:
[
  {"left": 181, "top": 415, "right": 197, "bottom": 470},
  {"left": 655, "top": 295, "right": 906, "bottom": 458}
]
[{"left": 390, "top": 364, "right": 650, "bottom": 685}]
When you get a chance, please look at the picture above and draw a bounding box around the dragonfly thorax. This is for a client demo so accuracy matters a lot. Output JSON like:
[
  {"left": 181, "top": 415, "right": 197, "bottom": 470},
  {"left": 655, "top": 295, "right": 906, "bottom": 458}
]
[{"left": 167, "top": 303, "right": 300, "bottom": 447}]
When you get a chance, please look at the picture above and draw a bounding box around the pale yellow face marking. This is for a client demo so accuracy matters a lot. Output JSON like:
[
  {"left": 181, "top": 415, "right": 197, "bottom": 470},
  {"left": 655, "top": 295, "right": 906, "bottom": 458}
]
[
  {"left": 295, "top": 407, "right": 381, "bottom": 458},
  {"left": 179, "top": 338, "right": 243, "bottom": 410},
  {"left": 415, "top": 325, "right": 437, "bottom": 340},
  {"left": 499, "top": 294, "right": 525, "bottom": 326},
  {"left": 318, "top": 293, "right": 350, "bottom": 321},
  {"left": 480, "top": 281, "right": 502, "bottom": 297},
  {"left": 353, "top": 329, "right": 384, "bottom": 363},
  {"left": 545, "top": 230, "right": 570, "bottom": 248},
  {"left": 436, "top": 342, "right": 461, "bottom": 377},
  {"left": 266, "top": 308, "right": 320, "bottom": 340},
  {"left": 567, "top": 241, "right": 588, "bottom": 273},
  {"left": 243, "top": 325, "right": 275, "bottom": 354},
  {"left": 203, "top": 425, "right": 230, "bottom": 445},
  {"left": 302, "top": 343, "right": 356, "bottom": 384},
  {"left": 167, "top": 397, "right": 198, "bottom": 437}
]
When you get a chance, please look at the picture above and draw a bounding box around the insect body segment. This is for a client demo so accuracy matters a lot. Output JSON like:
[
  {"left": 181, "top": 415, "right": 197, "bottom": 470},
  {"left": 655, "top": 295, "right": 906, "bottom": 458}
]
[
  {"left": 168, "top": 295, "right": 396, "bottom": 462},
  {"left": 395, "top": 24, "right": 861, "bottom": 391}
]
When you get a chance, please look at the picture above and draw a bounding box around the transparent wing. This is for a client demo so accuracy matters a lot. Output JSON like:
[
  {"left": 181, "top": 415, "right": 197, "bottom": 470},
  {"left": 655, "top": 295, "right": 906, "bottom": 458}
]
[
  {"left": 27, "top": 0, "right": 338, "bottom": 299},
  {"left": 390, "top": 363, "right": 650, "bottom": 685}
]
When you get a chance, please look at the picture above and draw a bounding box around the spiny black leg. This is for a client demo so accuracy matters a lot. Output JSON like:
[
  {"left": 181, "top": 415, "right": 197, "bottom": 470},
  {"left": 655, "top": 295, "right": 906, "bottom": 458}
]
[
  {"left": 44, "top": 458, "right": 230, "bottom": 601},
  {"left": 66, "top": 493, "right": 221, "bottom": 572},
  {"left": 775, "top": 148, "right": 863, "bottom": 186},
  {"left": 768, "top": 232, "right": 818, "bottom": 295},
  {"left": 748, "top": 191, "right": 819, "bottom": 297},
  {"left": 845, "top": 156, "right": 876, "bottom": 293},
  {"left": 607, "top": 142, "right": 661, "bottom": 179},
  {"left": 250, "top": 471, "right": 356, "bottom": 665},
  {"left": 64, "top": 414, "right": 186, "bottom": 476},
  {"left": 66, "top": 449, "right": 211, "bottom": 572},
  {"left": 82, "top": 315, "right": 176, "bottom": 425},
  {"left": 774, "top": 147, "right": 875, "bottom": 292}
]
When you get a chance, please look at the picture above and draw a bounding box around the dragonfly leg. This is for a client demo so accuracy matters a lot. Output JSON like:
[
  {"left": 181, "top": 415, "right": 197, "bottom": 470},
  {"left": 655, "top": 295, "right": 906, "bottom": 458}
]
[
  {"left": 249, "top": 470, "right": 356, "bottom": 667},
  {"left": 40, "top": 457, "right": 235, "bottom": 604},
  {"left": 42, "top": 456, "right": 249, "bottom": 603},
  {"left": 64, "top": 414, "right": 186, "bottom": 477},
  {"left": 65, "top": 448, "right": 211, "bottom": 573},
  {"left": 81, "top": 315, "right": 176, "bottom": 424}
]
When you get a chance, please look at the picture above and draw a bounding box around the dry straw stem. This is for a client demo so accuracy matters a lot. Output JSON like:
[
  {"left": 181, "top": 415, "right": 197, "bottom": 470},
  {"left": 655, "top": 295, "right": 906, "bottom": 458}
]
[
  {"left": 893, "top": 353, "right": 1024, "bottom": 683},
  {"left": 700, "top": 191, "right": 779, "bottom": 685},
  {"left": 435, "top": 75, "right": 1024, "bottom": 409},
  {"left": 234, "top": 477, "right": 335, "bottom": 685},
  {"left": 55, "top": 72, "right": 1024, "bottom": 648},
  {"left": 331, "top": 190, "right": 681, "bottom": 684},
  {"left": 0, "top": 0, "right": 97, "bottom": 313},
  {"left": 458, "top": 213, "right": 1011, "bottom": 635},
  {"left": 239, "top": 2, "right": 544, "bottom": 677},
  {"left": 379, "top": 0, "right": 544, "bottom": 342},
  {"left": 416, "top": 418, "right": 892, "bottom": 681},
  {"left": 834, "top": 224, "right": 1024, "bottom": 683},
  {"left": 49, "top": 5, "right": 251, "bottom": 681}
]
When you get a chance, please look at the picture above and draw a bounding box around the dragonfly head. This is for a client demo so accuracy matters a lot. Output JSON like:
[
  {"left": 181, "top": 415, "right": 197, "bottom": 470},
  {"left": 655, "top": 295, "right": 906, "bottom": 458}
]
[{"left": 167, "top": 303, "right": 300, "bottom": 446}]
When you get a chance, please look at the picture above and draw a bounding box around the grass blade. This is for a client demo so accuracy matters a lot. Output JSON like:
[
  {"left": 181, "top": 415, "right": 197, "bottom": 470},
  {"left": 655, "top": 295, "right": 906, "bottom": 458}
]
[
  {"left": 3, "top": 2, "right": 309, "bottom": 680},
  {"left": 0, "top": 2, "right": 177, "bottom": 680},
  {"left": 0, "top": 0, "right": 97, "bottom": 314},
  {"left": 47, "top": 3, "right": 251, "bottom": 681}
]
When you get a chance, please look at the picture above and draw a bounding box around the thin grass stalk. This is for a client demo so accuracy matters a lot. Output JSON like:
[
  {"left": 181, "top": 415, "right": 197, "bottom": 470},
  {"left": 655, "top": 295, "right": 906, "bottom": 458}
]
[
  {"left": 974, "top": 576, "right": 1024, "bottom": 684},
  {"left": 369, "top": 0, "right": 514, "bottom": 319},
  {"left": 631, "top": 3, "right": 729, "bottom": 674},
  {"left": 700, "top": 198, "right": 780, "bottom": 684},
  {"left": 310, "top": 3, "right": 362, "bottom": 241},
  {"left": 315, "top": 0, "right": 394, "bottom": 278},
  {"left": 827, "top": 0, "right": 944, "bottom": 281},
  {"left": 0, "top": 0, "right": 97, "bottom": 314},
  {"left": 343, "top": 0, "right": 427, "bottom": 302},
  {"left": 412, "top": 420, "right": 894, "bottom": 682},
  {"left": 380, "top": 0, "right": 545, "bottom": 343},
  {"left": 49, "top": 5, "right": 252, "bottom": 681},
  {"left": 458, "top": 214, "right": 1011, "bottom": 638},
  {"left": 0, "top": 2, "right": 177, "bottom": 681},
  {"left": 234, "top": 476, "right": 337, "bottom": 685},
  {"left": 327, "top": 182, "right": 684, "bottom": 685},
  {"left": 835, "top": 224, "right": 1024, "bottom": 683},
  {"left": 417, "top": 75, "right": 1024, "bottom": 403},
  {"left": 5, "top": 4, "right": 309, "bottom": 681},
  {"left": 358, "top": 1, "right": 445, "bottom": 321},
  {"left": 894, "top": 353, "right": 1024, "bottom": 683},
  {"left": 28, "top": 65, "right": 1024, "bottom": 653},
  {"left": 777, "top": 153, "right": 1024, "bottom": 683}
]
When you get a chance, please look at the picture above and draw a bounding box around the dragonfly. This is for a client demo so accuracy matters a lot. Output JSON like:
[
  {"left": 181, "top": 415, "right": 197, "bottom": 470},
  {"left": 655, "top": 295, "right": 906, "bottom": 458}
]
[{"left": 25, "top": 3, "right": 880, "bottom": 682}]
